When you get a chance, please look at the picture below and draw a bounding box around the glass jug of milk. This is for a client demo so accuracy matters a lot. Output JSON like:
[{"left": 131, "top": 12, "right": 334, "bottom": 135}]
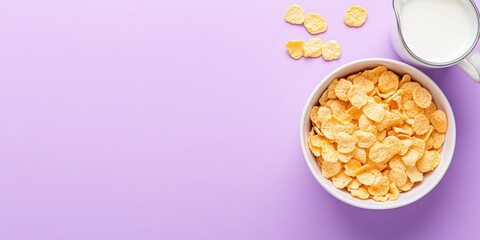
[{"left": 391, "top": 0, "right": 480, "bottom": 83}]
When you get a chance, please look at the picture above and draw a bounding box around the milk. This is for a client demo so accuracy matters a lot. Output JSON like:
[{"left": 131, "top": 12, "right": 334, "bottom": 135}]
[{"left": 399, "top": 0, "right": 474, "bottom": 63}]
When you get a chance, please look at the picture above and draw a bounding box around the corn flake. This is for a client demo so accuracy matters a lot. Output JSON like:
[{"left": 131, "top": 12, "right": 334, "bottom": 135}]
[
  {"left": 285, "top": 40, "right": 305, "bottom": 60},
  {"left": 361, "top": 66, "right": 387, "bottom": 83},
  {"left": 284, "top": 4, "right": 305, "bottom": 25},
  {"left": 363, "top": 103, "right": 386, "bottom": 122},
  {"left": 332, "top": 172, "right": 353, "bottom": 189},
  {"left": 304, "top": 13, "right": 328, "bottom": 34},
  {"left": 412, "top": 86, "right": 432, "bottom": 109},
  {"left": 344, "top": 5, "right": 368, "bottom": 27},
  {"left": 413, "top": 114, "right": 430, "bottom": 135},
  {"left": 406, "top": 166, "right": 423, "bottom": 183},
  {"left": 321, "top": 161, "right": 342, "bottom": 178},
  {"left": 368, "top": 176, "right": 390, "bottom": 196},
  {"left": 321, "top": 140, "right": 338, "bottom": 163},
  {"left": 335, "top": 79, "right": 353, "bottom": 101},
  {"left": 429, "top": 110, "right": 447, "bottom": 133},
  {"left": 351, "top": 187, "right": 370, "bottom": 199},
  {"left": 416, "top": 150, "right": 440, "bottom": 172},
  {"left": 322, "top": 40, "right": 341, "bottom": 61},
  {"left": 378, "top": 71, "right": 399, "bottom": 93},
  {"left": 388, "top": 167, "right": 408, "bottom": 187},
  {"left": 303, "top": 38, "right": 323, "bottom": 58}
]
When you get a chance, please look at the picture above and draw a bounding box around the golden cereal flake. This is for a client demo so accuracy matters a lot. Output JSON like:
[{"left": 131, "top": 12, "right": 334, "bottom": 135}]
[
  {"left": 303, "top": 38, "right": 323, "bottom": 58},
  {"left": 285, "top": 40, "right": 305, "bottom": 60},
  {"left": 284, "top": 4, "right": 305, "bottom": 25},
  {"left": 344, "top": 5, "right": 368, "bottom": 28},
  {"left": 304, "top": 13, "right": 328, "bottom": 34},
  {"left": 321, "top": 40, "right": 341, "bottom": 61}
]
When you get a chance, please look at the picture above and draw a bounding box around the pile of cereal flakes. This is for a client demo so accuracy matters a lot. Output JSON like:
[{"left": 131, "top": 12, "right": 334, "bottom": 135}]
[{"left": 308, "top": 66, "right": 447, "bottom": 202}]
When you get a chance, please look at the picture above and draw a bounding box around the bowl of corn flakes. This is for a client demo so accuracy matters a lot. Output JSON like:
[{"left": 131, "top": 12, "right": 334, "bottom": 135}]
[{"left": 300, "top": 58, "right": 456, "bottom": 209}]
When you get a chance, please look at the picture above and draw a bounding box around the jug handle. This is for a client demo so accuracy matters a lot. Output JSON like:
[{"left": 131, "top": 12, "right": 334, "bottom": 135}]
[{"left": 458, "top": 50, "right": 480, "bottom": 83}]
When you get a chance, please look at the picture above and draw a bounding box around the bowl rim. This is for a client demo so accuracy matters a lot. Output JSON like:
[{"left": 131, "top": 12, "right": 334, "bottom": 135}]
[{"left": 299, "top": 58, "right": 457, "bottom": 210}]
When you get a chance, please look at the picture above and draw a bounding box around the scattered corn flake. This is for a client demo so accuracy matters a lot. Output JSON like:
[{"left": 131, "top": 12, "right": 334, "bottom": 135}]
[
  {"left": 285, "top": 40, "right": 305, "bottom": 60},
  {"left": 321, "top": 40, "right": 341, "bottom": 61},
  {"left": 303, "top": 38, "right": 323, "bottom": 58},
  {"left": 284, "top": 4, "right": 305, "bottom": 25},
  {"left": 344, "top": 5, "right": 368, "bottom": 27},
  {"left": 304, "top": 13, "right": 328, "bottom": 34}
]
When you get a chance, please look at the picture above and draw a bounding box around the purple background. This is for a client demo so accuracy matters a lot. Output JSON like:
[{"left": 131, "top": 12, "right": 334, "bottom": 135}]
[{"left": 1, "top": 0, "right": 480, "bottom": 239}]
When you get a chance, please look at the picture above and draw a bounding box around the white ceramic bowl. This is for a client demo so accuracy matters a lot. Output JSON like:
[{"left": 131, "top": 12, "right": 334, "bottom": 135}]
[{"left": 300, "top": 58, "right": 456, "bottom": 210}]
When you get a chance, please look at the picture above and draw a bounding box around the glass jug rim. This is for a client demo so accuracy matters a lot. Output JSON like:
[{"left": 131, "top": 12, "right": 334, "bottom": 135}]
[{"left": 393, "top": 0, "right": 480, "bottom": 66}]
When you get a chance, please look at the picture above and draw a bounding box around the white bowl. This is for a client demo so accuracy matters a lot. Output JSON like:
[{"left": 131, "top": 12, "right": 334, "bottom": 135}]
[{"left": 300, "top": 58, "right": 456, "bottom": 210}]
